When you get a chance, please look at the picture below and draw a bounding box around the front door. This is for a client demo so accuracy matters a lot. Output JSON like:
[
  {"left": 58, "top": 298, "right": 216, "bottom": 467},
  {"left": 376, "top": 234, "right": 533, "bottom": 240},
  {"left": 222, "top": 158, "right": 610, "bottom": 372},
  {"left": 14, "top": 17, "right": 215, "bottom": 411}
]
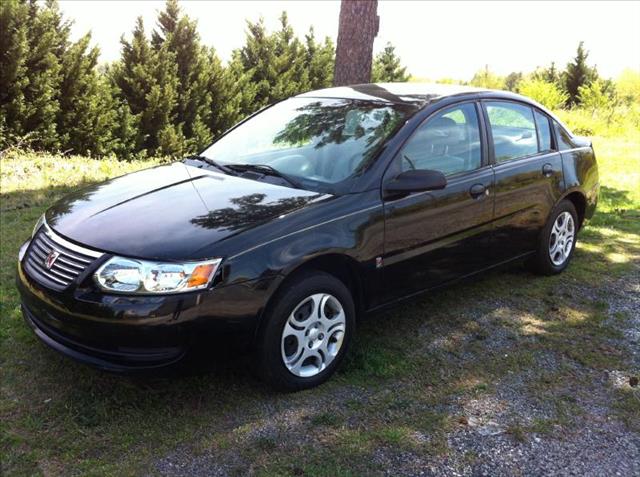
[{"left": 381, "top": 101, "right": 495, "bottom": 302}]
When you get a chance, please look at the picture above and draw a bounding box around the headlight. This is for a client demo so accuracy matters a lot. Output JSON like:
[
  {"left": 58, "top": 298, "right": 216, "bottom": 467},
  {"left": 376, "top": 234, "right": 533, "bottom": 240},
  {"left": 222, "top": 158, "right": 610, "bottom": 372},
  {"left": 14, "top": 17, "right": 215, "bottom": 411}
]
[
  {"left": 32, "top": 214, "right": 45, "bottom": 238},
  {"left": 95, "top": 256, "right": 222, "bottom": 294}
]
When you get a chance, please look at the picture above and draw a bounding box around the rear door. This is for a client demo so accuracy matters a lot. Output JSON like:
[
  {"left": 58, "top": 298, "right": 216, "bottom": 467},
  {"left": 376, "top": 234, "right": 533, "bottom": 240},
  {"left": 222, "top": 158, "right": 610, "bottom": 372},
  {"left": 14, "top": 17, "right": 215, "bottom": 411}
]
[
  {"left": 482, "top": 101, "right": 564, "bottom": 261},
  {"left": 381, "top": 101, "right": 495, "bottom": 302}
]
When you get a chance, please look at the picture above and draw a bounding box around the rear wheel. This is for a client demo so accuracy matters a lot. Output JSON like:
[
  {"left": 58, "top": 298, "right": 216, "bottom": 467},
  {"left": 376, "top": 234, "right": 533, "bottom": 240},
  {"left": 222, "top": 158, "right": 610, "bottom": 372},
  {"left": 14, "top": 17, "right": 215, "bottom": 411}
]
[
  {"left": 530, "top": 200, "right": 578, "bottom": 275},
  {"left": 256, "top": 271, "right": 355, "bottom": 391}
]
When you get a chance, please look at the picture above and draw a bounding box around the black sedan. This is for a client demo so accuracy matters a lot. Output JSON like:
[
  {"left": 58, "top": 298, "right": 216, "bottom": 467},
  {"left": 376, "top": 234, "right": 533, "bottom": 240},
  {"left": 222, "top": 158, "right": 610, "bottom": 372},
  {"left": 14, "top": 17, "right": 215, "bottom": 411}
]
[{"left": 17, "top": 83, "right": 599, "bottom": 390}]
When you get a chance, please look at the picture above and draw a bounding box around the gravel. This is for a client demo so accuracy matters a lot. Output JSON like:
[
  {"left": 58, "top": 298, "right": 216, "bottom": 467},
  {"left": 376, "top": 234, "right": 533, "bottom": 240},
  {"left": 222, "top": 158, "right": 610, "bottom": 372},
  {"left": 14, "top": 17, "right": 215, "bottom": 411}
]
[{"left": 152, "top": 266, "right": 640, "bottom": 477}]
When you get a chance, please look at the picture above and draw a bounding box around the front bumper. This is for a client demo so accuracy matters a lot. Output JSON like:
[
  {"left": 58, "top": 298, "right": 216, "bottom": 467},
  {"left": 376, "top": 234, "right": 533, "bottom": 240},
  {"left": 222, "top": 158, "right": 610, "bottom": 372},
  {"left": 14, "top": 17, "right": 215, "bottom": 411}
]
[
  {"left": 22, "top": 303, "right": 184, "bottom": 371},
  {"left": 17, "top": 248, "right": 278, "bottom": 372}
]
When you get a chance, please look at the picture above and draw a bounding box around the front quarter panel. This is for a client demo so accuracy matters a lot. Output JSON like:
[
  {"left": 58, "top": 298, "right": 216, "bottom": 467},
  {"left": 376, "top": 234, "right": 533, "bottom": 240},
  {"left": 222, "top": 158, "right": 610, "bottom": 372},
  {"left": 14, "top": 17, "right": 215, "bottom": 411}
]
[{"left": 221, "top": 189, "right": 385, "bottom": 306}]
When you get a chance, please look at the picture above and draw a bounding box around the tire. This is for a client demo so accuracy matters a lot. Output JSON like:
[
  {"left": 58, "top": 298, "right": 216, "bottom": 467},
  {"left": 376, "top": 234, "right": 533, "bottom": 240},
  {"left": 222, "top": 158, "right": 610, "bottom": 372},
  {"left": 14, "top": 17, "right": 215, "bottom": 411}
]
[
  {"left": 530, "top": 199, "right": 579, "bottom": 275},
  {"left": 255, "top": 270, "right": 355, "bottom": 391}
]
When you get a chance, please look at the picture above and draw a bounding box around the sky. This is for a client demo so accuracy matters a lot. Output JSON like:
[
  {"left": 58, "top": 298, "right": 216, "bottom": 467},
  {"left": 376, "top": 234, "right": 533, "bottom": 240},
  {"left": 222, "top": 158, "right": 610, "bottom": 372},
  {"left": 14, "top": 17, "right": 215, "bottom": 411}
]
[{"left": 60, "top": 0, "right": 640, "bottom": 81}]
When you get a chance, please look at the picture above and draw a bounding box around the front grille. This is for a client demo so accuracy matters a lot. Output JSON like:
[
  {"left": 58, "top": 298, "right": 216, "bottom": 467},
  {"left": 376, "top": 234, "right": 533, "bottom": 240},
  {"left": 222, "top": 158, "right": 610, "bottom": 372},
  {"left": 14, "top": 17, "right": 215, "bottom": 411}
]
[{"left": 24, "top": 225, "right": 103, "bottom": 291}]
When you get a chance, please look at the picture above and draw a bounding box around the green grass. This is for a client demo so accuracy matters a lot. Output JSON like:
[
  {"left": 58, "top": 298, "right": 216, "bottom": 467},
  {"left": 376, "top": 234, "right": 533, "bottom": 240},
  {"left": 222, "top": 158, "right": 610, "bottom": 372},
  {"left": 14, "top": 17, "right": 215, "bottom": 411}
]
[{"left": 1, "top": 131, "right": 639, "bottom": 475}]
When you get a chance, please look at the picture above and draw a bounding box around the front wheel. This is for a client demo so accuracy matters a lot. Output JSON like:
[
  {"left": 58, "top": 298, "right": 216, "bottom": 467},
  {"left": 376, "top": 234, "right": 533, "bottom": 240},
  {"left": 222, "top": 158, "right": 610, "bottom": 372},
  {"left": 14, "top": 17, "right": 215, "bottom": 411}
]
[
  {"left": 255, "top": 271, "right": 355, "bottom": 391},
  {"left": 530, "top": 200, "right": 578, "bottom": 275}
]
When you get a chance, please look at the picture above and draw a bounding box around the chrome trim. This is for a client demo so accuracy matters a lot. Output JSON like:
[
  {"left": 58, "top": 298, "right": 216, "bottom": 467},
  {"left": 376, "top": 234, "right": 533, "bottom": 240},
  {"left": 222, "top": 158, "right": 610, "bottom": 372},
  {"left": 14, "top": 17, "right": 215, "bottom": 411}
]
[
  {"left": 42, "top": 223, "right": 103, "bottom": 258},
  {"left": 23, "top": 220, "right": 104, "bottom": 291}
]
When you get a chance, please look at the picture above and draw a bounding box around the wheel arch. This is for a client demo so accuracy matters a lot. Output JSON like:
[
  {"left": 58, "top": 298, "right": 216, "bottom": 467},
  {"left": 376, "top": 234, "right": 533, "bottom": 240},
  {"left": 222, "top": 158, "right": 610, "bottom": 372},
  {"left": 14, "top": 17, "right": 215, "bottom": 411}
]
[
  {"left": 253, "top": 253, "right": 366, "bottom": 341},
  {"left": 558, "top": 189, "right": 587, "bottom": 229}
]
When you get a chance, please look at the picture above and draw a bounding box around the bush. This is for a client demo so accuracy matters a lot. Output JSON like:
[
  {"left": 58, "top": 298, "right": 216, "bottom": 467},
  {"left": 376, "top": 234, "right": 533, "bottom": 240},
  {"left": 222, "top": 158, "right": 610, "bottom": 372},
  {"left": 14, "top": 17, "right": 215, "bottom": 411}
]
[
  {"left": 578, "top": 80, "right": 612, "bottom": 114},
  {"left": 557, "top": 104, "right": 640, "bottom": 137},
  {"left": 616, "top": 69, "right": 640, "bottom": 104},
  {"left": 518, "top": 79, "right": 567, "bottom": 110}
]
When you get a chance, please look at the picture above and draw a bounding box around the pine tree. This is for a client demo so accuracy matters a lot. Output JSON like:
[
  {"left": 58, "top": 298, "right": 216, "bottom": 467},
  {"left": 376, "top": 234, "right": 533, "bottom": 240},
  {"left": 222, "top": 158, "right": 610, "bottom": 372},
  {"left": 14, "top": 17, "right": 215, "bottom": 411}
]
[
  {"left": 113, "top": 18, "right": 153, "bottom": 117},
  {"left": 564, "top": 42, "right": 598, "bottom": 106},
  {"left": 0, "top": 0, "right": 30, "bottom": 146},
  {"left": 533, "top": 62, "right": 561, "bottom": 86},
  {"left": 270, "top": 12, "right": 309, "bottom": 100},
  {"left": 111, "top": 17, "right": 154, "bottom": 153},
  {"left": 22, "top": 0, "right": 70, "bottom": 149},
  {"left": 304, "top": 27, "right": 334, "bottom": 90},
  {"left": 203, "top": 49, "right": 256, "bottom": 140},
  {"left": 334, "top": 0, "right": 379, "bottom": 86},
  {"left": 236, "top": 17, "right": 274, "bottom": 109},
  {"left": 57, "top": 34, "right": 118, "bottom": 155},
  {"left": 146, "top": 42, "right": 182, "bottom": 156},
  {"left": 103, "top": 66, "right": 140, "bottom": 158},
  {"left": 371, "top": 42, "right": 410, "bottom": 83},
  {"left": 151, "top": 0, "right": 211, "bottom": 153},
  {"left": 112, "top": 15, "right": 183, "bottom": 156},
  {"left": 0, "top": 0, "right": 70, "bottom": 149},
  {"left": 235, "top": 12, "right": 309, "bottom": 109},
  {"left": 504, "top": 72, "right": 522, "bottom": 92}
]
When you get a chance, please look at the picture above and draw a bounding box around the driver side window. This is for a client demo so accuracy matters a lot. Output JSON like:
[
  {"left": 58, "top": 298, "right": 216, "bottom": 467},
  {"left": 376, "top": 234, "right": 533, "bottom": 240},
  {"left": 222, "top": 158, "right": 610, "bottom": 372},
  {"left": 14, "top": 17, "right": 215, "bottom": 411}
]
[{"left": 399, "top": 103, "right": 482, "bottom": 175}]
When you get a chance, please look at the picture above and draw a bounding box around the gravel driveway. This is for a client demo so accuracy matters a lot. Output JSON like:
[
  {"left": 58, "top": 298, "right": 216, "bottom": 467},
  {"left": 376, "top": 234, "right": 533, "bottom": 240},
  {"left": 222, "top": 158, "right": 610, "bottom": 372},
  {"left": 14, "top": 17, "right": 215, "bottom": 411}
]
[{"left": 151, "top": 265, "right": 640, "bottom": 477}]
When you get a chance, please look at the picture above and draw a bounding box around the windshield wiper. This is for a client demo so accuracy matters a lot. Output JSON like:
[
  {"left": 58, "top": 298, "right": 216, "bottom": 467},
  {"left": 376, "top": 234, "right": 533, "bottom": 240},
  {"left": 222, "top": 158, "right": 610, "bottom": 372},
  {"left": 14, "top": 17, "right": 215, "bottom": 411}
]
[
  {"left": 226, "top": 163, "right": 302, "bottom": 189},
  {"left": 186, "top": 155, "right": 235, "bottom": 175}
]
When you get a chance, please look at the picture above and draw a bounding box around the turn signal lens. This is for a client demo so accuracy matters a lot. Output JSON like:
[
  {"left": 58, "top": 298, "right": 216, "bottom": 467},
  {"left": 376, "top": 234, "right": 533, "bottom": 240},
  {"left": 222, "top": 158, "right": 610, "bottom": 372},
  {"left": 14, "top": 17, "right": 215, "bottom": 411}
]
[{"left": 187, "top": 263, "right": 216, "bottom": 288}]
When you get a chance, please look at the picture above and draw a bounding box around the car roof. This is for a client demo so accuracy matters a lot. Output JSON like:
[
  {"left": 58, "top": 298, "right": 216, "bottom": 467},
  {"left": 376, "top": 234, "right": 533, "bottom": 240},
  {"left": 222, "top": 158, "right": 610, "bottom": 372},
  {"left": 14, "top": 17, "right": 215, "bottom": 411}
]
[
  {"left": 295, "top": 82, "right": 573, "bottom": 134},
  {"left": 296, "top": 82, "right": 493, "bottom": 107}
]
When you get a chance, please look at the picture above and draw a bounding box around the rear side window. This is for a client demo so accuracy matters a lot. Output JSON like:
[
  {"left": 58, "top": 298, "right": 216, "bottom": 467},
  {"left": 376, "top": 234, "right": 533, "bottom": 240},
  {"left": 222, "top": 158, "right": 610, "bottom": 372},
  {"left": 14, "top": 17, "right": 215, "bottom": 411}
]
[
  {"left": 553, "top": 120, "right": 574, "bottom": 151},
  {"left": 485, "top": 102, "right": 538, "bottom": 163},
  {"left": 534, "top": 111, "right": 553, "bottom": 152}
]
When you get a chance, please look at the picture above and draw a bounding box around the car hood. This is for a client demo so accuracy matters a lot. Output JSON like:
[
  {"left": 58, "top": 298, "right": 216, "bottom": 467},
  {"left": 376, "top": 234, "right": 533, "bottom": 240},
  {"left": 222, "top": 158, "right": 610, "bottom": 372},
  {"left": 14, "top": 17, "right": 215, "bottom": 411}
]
[{"left": 45, "top": 162, "right": 325, "bottom": 260}]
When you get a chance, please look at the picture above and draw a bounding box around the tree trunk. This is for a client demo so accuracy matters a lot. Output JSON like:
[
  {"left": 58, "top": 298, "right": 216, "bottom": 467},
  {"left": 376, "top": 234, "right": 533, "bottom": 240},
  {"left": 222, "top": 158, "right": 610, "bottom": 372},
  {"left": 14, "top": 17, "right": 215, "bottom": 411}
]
[{"left": 333, "top": 0, "right": 379, "bottom": 86}]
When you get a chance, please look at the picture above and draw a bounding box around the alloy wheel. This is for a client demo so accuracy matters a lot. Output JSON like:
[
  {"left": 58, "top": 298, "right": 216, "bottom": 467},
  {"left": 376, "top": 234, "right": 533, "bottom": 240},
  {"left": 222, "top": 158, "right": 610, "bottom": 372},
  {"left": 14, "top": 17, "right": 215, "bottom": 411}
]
[
  {"left": 549, "top": 211, "right": 575, "bottom": 266},
  {"left": 281, "top": 293, "right": 346, "bottom": 378}
]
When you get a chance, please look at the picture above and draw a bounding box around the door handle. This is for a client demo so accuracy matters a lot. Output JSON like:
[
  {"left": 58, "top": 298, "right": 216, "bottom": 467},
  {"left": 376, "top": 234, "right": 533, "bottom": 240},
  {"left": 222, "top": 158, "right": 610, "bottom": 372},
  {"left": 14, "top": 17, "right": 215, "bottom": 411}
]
[
  {"left": 542, "top": 163, "right": 553, "bottom": 177},
  {"left": 469, "top": 183, "right": 486, "bottom": 199}
]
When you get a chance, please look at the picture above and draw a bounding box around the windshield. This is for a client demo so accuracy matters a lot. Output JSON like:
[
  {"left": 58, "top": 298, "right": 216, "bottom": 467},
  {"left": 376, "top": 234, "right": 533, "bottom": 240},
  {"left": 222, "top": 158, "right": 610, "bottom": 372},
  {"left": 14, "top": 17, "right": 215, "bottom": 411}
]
[{"left": 200, "top": 97, "right": 411, "bottom": 193}]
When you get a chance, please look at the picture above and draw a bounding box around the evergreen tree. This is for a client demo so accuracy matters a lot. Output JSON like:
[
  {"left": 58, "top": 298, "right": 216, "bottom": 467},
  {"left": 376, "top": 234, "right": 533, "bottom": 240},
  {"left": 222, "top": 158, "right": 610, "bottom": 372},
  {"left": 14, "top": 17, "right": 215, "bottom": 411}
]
[
  {"left": 108, "top": 83, "right": 140, "bottom": 158},
  {"left": 203, "top": 49, "right": 256, "bottom": 140},
  {"left": 2, "top": 0, "right": 119, "bottom": 155},
  {"left": 304, "top": 27, "right": 334, "bottom": 90},
  {"left": 235, "top": 12, "right": 310, "bottom": 110},
  {"left": 151, "top": 0, "right": 211, "bottom": 152},
  {"left": 0, "top": 0, "right": 70, "bottom": 149},
  {"left": 504, "top": 72, "right": 523, "bottom": 92},
  {"left": 23, "top": 0, "right": 70, "bottom": 149},
  {"left": 270, "top": 12, "right": 309, "bottom": 100},
  {"left": 0, "top": 0, "right": 30, "bottom": 146},
  {"left": 57, "top": 34, "right": 117, "bottom": 155},
  {"left": 112, "top": 15, "right": 183, "bottom": 156},
  {"left": 333, "top": 0, "right": 378, "bottom": 86},
  {"left": 236, "top": 17, "right": 274, "bottom": 109},
  {"left": 533, "top": 62, "right": 561, "bottom": 86},
  {"left": 371, "top": 42, "right": 410, "bottom": 83},
  {"left": 146, "top": 42, "right": 182, "bottom": 156},
  {"left": 110, "top": 17, "right": 154, "bottom": 153},
  {"left": 564, "top": 42, "right": 598, "bottom": 106}
]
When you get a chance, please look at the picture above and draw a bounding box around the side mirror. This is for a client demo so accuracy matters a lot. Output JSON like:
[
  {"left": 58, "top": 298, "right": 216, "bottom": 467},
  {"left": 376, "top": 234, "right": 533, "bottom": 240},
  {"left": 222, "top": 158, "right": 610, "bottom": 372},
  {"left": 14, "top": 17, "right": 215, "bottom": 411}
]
[{"left": 383, "top": 169, "right": 447, "bottom": 199}]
